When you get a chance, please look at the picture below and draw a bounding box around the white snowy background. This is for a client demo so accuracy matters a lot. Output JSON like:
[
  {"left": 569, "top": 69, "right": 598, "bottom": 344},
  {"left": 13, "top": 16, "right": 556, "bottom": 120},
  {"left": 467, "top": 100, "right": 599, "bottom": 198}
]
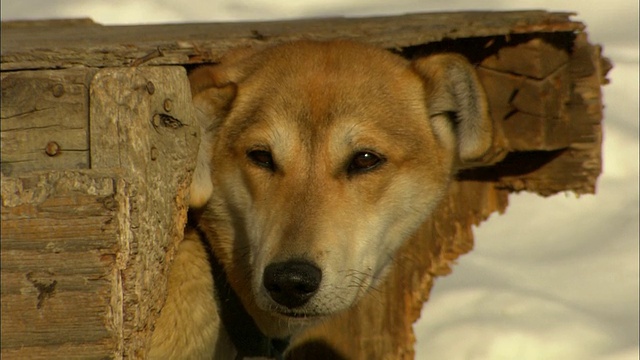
[{"left": 2, "top": 1, "right": 637, "bottom": 359}]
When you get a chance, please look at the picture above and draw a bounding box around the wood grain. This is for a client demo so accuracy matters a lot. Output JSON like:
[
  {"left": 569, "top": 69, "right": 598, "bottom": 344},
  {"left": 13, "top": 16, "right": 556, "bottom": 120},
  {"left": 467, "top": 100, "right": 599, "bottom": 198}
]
[
  {"left": 1, "top": 11, "right": 583, "bottom": 70},
  {"left": 88, "top": 66, "right": 199, "bottom": 358},
  {"left": 1, "top": 171, "right": 120, "bottom": 359},
  {"left": 1, "top": 67, "right": 198, "bottom": 359},
  {"left": 1, "top": 68, "right": 95, "bottom": 175}
]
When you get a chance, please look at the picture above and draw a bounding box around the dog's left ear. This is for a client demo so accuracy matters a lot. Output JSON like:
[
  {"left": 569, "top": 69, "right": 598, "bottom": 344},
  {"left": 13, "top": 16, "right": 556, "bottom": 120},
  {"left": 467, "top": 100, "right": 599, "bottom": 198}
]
[
  {"left": 187, "top": 66, "right": 238, "bottom": 208},
  {"left": 187, "top": 47, "right": 262, "bottom": 208},
  {"left": 412, "top": 53, "right": 492, "bottom": 163}
]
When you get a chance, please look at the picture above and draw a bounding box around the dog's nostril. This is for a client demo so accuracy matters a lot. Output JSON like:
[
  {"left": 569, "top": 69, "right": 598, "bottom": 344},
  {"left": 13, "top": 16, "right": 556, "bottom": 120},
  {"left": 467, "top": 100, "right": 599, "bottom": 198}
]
[{"left": 263, "top": 260, "right": 322, "bottom": 309}]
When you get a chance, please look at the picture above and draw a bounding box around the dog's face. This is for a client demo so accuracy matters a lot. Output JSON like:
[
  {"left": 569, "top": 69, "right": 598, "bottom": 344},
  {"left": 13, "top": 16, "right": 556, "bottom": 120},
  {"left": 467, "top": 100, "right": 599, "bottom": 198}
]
[{"left": 189, "top": 40, "right": 491, "bottom": 336}]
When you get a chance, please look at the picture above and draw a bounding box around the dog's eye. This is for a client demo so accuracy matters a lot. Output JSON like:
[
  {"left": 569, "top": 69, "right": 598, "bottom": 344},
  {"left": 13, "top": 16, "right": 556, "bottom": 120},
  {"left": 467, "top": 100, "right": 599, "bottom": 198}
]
[
  {"left": 348, "top": 151, "right": 385, "bottom": 174},
  {"left": 247, "top": 149, "right": 275, "bottom": 171}
]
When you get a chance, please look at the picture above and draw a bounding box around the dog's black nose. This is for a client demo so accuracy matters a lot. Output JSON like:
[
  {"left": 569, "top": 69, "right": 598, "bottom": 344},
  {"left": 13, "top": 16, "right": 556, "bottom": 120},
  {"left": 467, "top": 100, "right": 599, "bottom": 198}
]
[{"left": 263, "top": 260, "right": 322, "bottom": 309}]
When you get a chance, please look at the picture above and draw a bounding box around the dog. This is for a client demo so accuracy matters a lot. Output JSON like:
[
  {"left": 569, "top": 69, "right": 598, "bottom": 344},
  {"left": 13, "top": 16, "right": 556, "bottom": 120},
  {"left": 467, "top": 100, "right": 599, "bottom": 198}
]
[{"left": 148, "top": 40, "right": 492, "bottom": 359}]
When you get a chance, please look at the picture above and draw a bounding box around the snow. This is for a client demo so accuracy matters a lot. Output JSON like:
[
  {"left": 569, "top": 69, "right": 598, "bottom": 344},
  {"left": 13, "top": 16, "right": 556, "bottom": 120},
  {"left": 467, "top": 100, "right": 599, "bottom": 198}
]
[
  {"left": 2, "top": 1, "right": 637, "bottom": 359},
  {"left": 414, "top": 54, "right": 639, "bottom": 359}
]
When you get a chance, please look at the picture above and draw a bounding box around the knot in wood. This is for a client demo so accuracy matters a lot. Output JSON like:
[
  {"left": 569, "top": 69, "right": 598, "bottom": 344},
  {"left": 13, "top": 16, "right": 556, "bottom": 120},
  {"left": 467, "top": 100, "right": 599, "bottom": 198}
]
[{"left": 152, "top": 113, "right": 183, "bottom": 130}]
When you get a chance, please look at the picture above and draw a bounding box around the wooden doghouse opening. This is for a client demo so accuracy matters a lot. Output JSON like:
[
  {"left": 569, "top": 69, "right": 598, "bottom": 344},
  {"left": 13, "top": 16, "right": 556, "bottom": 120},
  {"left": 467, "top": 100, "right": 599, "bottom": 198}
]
[
  {"left": 458, "top": 149, "right": 567, "bottom": 182},
  {"left": 1, "top": 12, "right": 608, "bottom": 360},
  {"left": 401, "top": 32, "right": 576, "bottom": 63}
]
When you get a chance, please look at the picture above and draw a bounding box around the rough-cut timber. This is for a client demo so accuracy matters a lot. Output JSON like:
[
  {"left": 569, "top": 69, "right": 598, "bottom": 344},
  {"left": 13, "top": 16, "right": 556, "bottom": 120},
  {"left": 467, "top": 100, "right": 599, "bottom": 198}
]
[
  {"left": 466, "top": 32, "right": 607, "bottom": 196},
  {"left": 1, "top": 171, "right": 120, "bottom": 358},
  {"left": 0, "top": 11, "right": 608, "bottom": 360},
  {"left": 88, "top": 67, "right": 200, "bottom": 358},
  {"left": 1, "top": 68, "right": 95, "bottom": 174},
  {"left": 1, "top": 67, "right": 199, "bottom": 359},
  {"left": 0, "top": 11, "right": 584, "bottom": 71}
]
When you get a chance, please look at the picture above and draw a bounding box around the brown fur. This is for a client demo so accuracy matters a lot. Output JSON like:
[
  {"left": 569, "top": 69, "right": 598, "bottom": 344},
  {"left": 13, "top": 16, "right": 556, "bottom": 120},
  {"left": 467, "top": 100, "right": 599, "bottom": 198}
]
[{"left": 150, "top": 40, "right": 491, "bottom": 359}]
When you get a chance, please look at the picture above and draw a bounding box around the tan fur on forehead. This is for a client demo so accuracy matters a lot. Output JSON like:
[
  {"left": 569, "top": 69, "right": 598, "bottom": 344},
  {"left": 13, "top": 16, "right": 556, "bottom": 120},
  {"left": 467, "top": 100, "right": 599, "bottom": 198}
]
[{"left": 217, "top": 41, "right": 432, "bottom": 149}]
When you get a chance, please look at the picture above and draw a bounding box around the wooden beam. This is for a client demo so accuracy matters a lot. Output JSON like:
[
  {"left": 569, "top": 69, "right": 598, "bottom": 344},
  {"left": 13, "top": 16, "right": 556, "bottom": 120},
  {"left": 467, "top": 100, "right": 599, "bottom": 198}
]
[
  {"left": 0, "top": 68, "right": 94, "bottom": 175},
  {"left": 1, "top": 67, "right": 199, "bottom": 359},
  {"left": 1, "top": 171, "right": 121, "bottom": 358},
  {"left": 1, "top": 11, "right": 583, "bottom": 70}
]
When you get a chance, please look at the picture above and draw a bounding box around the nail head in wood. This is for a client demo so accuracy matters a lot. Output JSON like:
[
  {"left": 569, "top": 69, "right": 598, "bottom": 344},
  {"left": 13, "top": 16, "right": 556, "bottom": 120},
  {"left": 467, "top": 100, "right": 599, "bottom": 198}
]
[
  {"left": 52, "top": 84, "right": 64, "bottom": 97},
  {"left": 146, "top": 81, "right": 155, "bottom": 95},
  {"left": 45, "top": 141, "right": 61, "bottom": 157}
]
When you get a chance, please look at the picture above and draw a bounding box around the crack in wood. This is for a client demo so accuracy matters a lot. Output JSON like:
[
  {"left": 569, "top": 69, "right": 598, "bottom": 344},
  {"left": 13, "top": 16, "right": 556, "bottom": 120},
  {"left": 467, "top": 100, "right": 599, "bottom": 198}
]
[
  {"left": 477, "top": 62, "right": 571, "bottom": 79},
  {"left": 130, "top": 47, "right": 164, "bottom": 67},
  {"left": 1, "top": 108, "right": 57, "bottom": 121},
  {"left": 0, "top": 124, "right": 86, "bottom": 132}
]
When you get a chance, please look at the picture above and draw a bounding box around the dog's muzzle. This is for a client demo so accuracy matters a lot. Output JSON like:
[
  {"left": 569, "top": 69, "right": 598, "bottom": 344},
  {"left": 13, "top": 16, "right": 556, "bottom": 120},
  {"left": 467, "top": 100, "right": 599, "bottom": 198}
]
[{"left": 263, "top": 260, "right": 322, "bottom": 309}]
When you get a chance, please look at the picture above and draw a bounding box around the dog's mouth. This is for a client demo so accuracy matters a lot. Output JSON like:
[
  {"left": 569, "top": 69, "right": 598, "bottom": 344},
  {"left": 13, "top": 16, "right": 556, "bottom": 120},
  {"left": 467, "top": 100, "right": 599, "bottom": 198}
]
[{"left": 274, "top": 309, "right": 326, "bottom": 320}]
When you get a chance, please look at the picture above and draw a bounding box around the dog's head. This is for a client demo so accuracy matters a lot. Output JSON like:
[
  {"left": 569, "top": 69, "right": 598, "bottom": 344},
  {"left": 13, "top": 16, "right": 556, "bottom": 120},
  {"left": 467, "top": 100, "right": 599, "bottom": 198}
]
[{"left": 188, "top": 40, "right": 491, "bottom": 336}]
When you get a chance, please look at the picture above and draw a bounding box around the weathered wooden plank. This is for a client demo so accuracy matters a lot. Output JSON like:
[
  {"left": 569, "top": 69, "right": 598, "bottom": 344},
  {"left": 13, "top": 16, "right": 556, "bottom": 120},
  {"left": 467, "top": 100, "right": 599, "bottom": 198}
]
[
  {"left": 0, "top": 68, "right": 94, "bottom": 175},
  {"left": 0, "top": 171, "right": 119, "bottom": 359},
  {"left": 88, "top": 66, "right": 198, "bottom": 358},
  {"left": 1, "top": 343, "right": 116, "bottom": 360},
  {"left": 1, "top": 66, "right": 199, "bottom": 359},
  {"left": 478, "top": 65, "right": 572, "bottom": 151},
  {"left": 0, "top": 11, "right": 583, "bottom": 70},
  {"left": 2, "top": 290, "right": 113, "bottom": 345},
  {"left": 500, "top": 112, "right": 572, "bottom": 151},
  {"left": 480, "top": 36, "right": 571, "bottom": 79},
  {"left": 494, "top": 33, "right": 606, "bottom": 196},
  {"left": 473, "top": 37, "right": 574, "bottom": 153},
  {"left": 479, "top": 65, "right": 571, "bottom": 122},
  {"left": 89, "top": 67, "right": 198, "bottom": 171}
]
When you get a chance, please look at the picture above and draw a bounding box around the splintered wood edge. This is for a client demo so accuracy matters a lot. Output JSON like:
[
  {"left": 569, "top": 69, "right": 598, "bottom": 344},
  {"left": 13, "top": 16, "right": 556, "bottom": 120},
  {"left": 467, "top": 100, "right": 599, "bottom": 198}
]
[{"left": 88, "top": 66, "right": 198, "bottom": 358}]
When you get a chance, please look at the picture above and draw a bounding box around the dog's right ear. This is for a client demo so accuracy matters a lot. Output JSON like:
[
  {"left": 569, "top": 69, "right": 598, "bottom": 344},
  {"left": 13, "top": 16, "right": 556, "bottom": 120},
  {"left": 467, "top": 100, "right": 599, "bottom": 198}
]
[
  {"left": 412, "top": 53, "right": 493, "bottom": 164},
  {"left": 187, "top": 66, "right": 238, "bottom": 208}
]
